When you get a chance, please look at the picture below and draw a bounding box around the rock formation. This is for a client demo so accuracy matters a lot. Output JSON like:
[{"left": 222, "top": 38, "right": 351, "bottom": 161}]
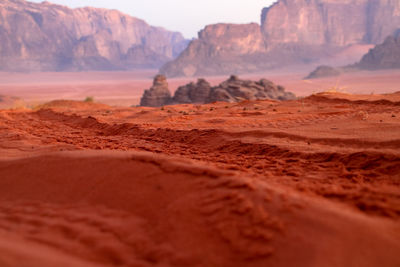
[
  {"left": 355, "top": 34, "right": 400, "bottom": 70},
  {"left": 160, "top": 23, "right": 270, "bottom": 77},
  {"left": 0, "top": 0, "right": 188, "bottom": 71},
  {"left": 172, "top": 79, "right": 212, "bottom": 104},
  {"left": 161, "top": 0, "right": 400, "bottom": 77},
  {"left": 305, "top": 66, "right": 342, "bottom": 79},
  {"left": 140, "top": 75, "right": 296, "bottom": 106},
  {"left": 261, "top": 0, "right": 400, "bottom": 47},
  {"left": 208, "top": 76, "right": 296, "bottom": 103},
  {"left": 139, "top": 75, "right": 172, "bottom": 107}
]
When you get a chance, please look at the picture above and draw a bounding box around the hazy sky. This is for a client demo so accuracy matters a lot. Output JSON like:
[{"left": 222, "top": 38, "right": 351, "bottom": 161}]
[{"left": 29, "top": 0, "right": 276, "bottom": 38}]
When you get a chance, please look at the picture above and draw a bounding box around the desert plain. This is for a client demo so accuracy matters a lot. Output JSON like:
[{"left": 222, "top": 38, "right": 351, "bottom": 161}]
[{"left": 0, "top": 69, "right": 399, "bottom": 266}]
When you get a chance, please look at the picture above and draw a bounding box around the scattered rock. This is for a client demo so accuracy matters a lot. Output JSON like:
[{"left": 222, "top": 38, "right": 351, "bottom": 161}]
[{"left": 140, "top": 75, "right": 172, "bottom": 107}]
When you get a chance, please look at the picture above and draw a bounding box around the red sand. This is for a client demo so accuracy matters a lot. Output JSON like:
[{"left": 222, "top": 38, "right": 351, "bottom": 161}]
[
  {"left": 1, "top": 69, "right": 400, "bottom": 107},
  {"left": 0, "top": 90, "right": 399, "bottom": 266}
]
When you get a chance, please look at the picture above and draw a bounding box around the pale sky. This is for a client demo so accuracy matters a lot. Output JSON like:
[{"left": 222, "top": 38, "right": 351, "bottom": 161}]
[{"left": 29, "top": 0, "right": 276, "bottom": 38}]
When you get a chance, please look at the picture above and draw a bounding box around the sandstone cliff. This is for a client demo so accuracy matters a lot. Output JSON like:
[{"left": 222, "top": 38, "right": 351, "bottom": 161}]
[
  {"left": 160, "top": 23, "right": 270, "bottom": 77},
  {"left": 0, "top": 0, "right": 188, "bottom": 71},
  {"left": 161, "top": 0, "right": 400, "bottom": 77},
  {"left": 261, "top": 0, "right": 400, "bottom": 47}
]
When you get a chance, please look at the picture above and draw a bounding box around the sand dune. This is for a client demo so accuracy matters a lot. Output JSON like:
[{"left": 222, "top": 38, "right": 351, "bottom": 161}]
[
  {"left": 0, "top": 151, "right": 399, "bottom": 267},
  {"left": 0, "top": 92, "right": 399, "bottom": 266}
]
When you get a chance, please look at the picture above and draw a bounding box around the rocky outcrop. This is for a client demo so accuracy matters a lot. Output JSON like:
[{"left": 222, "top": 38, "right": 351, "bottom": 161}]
[
  {"left": 139, "top": 75, "right": 172, "bottom": 107},
  {"left": 208, "top": 76, "right": 296, "bottom": 103},
  {"left": 160, "top": 23, "right": 269, "bottom": 77},
  {"left": 0, "top": 0, "right": 188, "bottom": 71},
  {"left": 355, "top": 34, "right": 400, "bottom": 70},
  {"left": 140, "top": 75, "right": 296, "bottom": 106},
  {"left": 172, "top": 79, "right": 212, "bottom": 104},
  {"left": 305, "top": 66, "right": 342, "bottom": 79},
  {"left": 161, "top": 0, "right": 400, "bottom": 77},
  {"left": 261, "top": 0, "right": 400, "bottom": 47}
]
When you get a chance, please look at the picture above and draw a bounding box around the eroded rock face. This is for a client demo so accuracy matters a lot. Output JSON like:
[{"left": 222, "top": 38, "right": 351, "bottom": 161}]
[
  {"left": 140, "top": 75, "right": 296, "bottom": 106},
  {"left": 172, "top": 79, "right": 212, "bottom": 104},
  {"left": 208, "top": 76, "right": 296, "bottom": 103},
  {"left": 161, "top": 0, "right": 400, "bottom": 77},
  {"left": 160, "top": 23, "right": 267, "bottom": 77},
  {"left": 172, "top": 75, "right": 297, "bottom": 104},
  {"left": 140, "top": 75, "right": 172, "bottom": 107},
  {"left": 261, "top": 0, "right": 400, "bottom": 47},
  {"left": 0, "top": 0, "right": 188, "bottom": 71},
  {"left": 356, "top": 34, "right": 400, "bottom": 70}
]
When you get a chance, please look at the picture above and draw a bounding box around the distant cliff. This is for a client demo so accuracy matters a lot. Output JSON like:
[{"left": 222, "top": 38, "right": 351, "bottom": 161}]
[
  {"left": 160, "top": 23, "right": 272, "bottom": 77},
  {"left": 306, "top": 32, "right": 400, "bottom": 79},
  {"left": 0, "top": 0, "right": 189, "bottom": 71},
  {"left": 161, "top": 0, "right": 400, "bottom": 77},
  {"left": 355, "top": 33, "right": 400, "bottom": 70},
  {"left": 261, "top": 0, "right": 400, "bottom": 47}
]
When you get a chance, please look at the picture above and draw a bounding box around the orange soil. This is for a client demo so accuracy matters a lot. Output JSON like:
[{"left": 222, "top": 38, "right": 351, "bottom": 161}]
[{"left": 0, "top": 91, "right": 399, "bottom": 266}]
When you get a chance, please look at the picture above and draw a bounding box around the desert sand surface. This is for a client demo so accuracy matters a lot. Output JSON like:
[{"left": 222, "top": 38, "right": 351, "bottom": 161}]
[
  {"left": 1, "top": 68, "right": 400, "bottom": 108},
  {"left": 0, "top": 90, "right": 399, "bottom": 266}
]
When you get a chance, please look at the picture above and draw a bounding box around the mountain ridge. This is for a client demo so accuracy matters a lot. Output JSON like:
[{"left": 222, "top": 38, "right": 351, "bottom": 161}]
[
  {"left": 0, "top": 0, "right": 189, "bottom": 71},
  {"left": 161, "top": 0, "right": 400, "bottom": 77}
]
